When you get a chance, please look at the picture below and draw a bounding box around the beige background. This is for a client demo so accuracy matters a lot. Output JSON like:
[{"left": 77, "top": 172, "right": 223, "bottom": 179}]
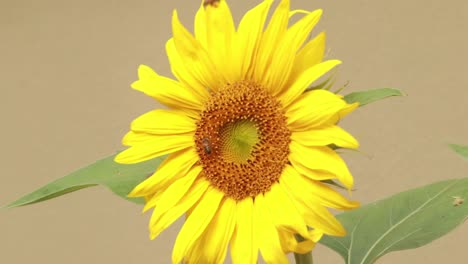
[{"left": 1, "top": 0, "right": 467, "bottom": 263}]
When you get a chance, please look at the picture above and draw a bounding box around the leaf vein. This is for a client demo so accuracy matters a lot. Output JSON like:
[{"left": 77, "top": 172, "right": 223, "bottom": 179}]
[
  {"left": 358, "top": 180, "right": 460, "bottom": 264},
  {"left": 348, "top": 214, "right": 365, "bottom": 264},
  {"left": 371, "top": 227, "right": 422, "bottom": 263}
]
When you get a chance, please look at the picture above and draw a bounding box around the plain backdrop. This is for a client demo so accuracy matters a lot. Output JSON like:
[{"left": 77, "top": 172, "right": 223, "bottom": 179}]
[{"left": 1, "top": 0, "right": 467, "bottom": 263}]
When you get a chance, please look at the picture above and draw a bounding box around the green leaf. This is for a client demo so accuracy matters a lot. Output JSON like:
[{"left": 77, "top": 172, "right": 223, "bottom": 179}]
[
  {"left": 319, "top": 178, "right": 468, "bottom": 264},
  {"left": 5, "top": 154, "right": 164, "bottom": 208},
  {"left": 344, "top": 88, "right": 405, "bottom": 106},
  {"left": 449, "top": 144, "right": 468, "bottom": 159}
]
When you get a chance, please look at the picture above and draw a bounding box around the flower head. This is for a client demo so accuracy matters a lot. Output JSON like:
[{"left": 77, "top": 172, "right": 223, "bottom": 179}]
[{"left": 116, "top": 0, "right": 360, "bottom": 263}]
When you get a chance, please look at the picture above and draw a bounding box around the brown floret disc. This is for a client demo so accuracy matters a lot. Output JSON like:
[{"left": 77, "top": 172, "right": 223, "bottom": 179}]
[{"left": 194, "top": 81, "right": 291, "bottom": 200}]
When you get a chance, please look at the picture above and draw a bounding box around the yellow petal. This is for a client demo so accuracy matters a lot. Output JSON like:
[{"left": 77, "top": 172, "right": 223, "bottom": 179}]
[
  {"left": 277, "top": 181, "right": 326, "bottom": 244},
  {"left": 254, "top": 194, "right": 289, "bottom": 264},
  {"left": 166, "top": 39, "right": 211, "bottom": 98},
  {"left": 121, "top": 131, "right": 152, "bottom": 146},
  {"left": 231, "top": 197, "right": 258, "bottom": 264},
  {"left": 268, "top": 9, "right": 323, "bottom": 95},
  {"left": 172, "top": 187, "right": 224, "bottom": 264},
  {"left": 171, "top": 11, "right": 225, "bottom": 91},
  {"left": 286, "top": 89, "right": 346, "bottom": 131},
  {"left": 149, "top": 179, "right": 210, "bottom": 239},
  {"left": 264, "top": 183, "right": 310, "bottom": 240},
  {"left": 288, "top": 161, "right": 337, "bottom": 182},
  {"left": 187, "top": 198, "right": 237, "bottom": 264},
  {"left": 291, "top": 125, "right": 359, "bottom": 149},
  {"left": 236, "top": 0, "right": 273, "bottom": 80},
  {"left": 302, "top": 203, "right": 346, "bottom": 236},
  {"left": 281, "top": 166, "right": 346, "bottom": 236},
  {"left": 128, "top": 148, "right": 199, "bottom": 198},
  {"left": 325, "top": 102, "right": 360, "bottom": 125},
  {"left": 137, "top": 64, "right": 157, "bottom": 79},
  {"left": 281, "top": 165, "right": 359, "bottom": 210},
  {"left": 194, "top": 3, "right": 207, "bottom": 48},
  {"left": 130, "top": 109, "right": 196, "bottom": 135},
  {"left": 253, "top": 0, "right": 290, "bottom": 91},
  {"left": 289, "top": 9, "right": 310, "bottom": 17},
  {"left": 305, "top": 179, "right": 360, "bottom": 211},
  {"left": 131, "top": 65, "right": 206, "bottom": 110},
  {"left": 289, "top": 141, "right": 354, "bottom": 188},
  {"left": 277, "top": 229, "right": 321, "bottom": 254},
  {"left": 280, "top": 60, "right": 342, "bottom": 107},
  {"left": 205, "top": 0, "right": 236, "bottom": 82},
  {"left": 288, "top": 32, "right": 326, "bottom": 83},
  {"left": 148, "top": 166, "right": 201, "bottom": 226},
  {"left": 114, "top": 134, "right": 194, "bottom": 164},
  {"left": 142, "top": 191, "right": 161, "bottom": 213}
]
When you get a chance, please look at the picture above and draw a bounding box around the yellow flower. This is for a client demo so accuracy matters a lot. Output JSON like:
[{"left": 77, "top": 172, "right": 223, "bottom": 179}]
[{"left": 116, "top": 0, "right": 360, "bottom": 263}]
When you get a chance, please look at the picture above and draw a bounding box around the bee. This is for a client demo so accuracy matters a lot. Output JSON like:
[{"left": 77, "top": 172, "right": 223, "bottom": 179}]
[
  {"left": 203, "top": 0, "right": 220, "bottom": 7},
  {"left": 452, "top": 196, "right": 464, "bottom": 207},
  {"left": 202, "top": 137, "right": 212, "bottom": 155}
]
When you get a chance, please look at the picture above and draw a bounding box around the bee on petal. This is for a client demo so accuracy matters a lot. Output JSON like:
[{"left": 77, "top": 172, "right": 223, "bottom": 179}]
[
  {"left": 452, "top": 196, "right": 464, "bottom": 207},
  {"left": 203, "top": 0, "right": 220, "bottom": 8}
]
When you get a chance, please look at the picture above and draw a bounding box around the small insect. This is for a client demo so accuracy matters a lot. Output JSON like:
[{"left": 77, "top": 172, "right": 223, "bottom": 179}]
[
  {"left": 203, "top": 0, "right": 220, "bottom": 8},
  {"left": 202, "top": 137, "right": 212, "bottom": 155},
  {"left": 452, "top": 196, "right": 464, "bottom": 207}
]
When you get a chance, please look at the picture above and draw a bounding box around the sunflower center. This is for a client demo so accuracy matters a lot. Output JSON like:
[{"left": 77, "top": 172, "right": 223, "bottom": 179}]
[
  {"left": 219, "top": 120, "right": 259, "bottom": 163},
  {"left": 194, "top": 81, "right": 291, "bottom": 200}
]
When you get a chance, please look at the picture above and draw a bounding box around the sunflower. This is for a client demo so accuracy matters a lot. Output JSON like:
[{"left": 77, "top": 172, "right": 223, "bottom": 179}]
[{"left": 116, "top": 0, "right": 360, "bottom": 263}]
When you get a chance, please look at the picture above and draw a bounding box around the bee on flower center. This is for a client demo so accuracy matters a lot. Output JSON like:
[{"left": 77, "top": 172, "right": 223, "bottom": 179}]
[{"left": 202, "top": 137, "right": 213, "bottom": 155}]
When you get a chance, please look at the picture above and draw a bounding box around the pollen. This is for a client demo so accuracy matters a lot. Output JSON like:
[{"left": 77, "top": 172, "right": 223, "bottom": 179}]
[{"left": 194, "top": 81, "right": 291, "bottom": 200}]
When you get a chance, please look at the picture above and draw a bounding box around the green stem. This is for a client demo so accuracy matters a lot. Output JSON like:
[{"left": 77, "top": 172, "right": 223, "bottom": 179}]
[{"left": 294, "top": 251, "right": 313, "bottom": 264}]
